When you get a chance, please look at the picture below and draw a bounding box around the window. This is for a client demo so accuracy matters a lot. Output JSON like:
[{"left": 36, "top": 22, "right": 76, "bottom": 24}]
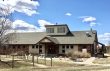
[
  {"left": 66, "top": 45, "right": 69, "bottom": 49},
  {"left": 23, "top": 45, "right": 25, "bottom": 48},
  {"left": 32, "top": 45, "right": 35, "bottom": 49},
  {"left": 18, "top": 45, "right": 20, "bottom": 49},
  {"left": 62, "top": 45, "right": 65, "bottom": 49},
  {"left": 62, "top": 50, "right": 65, "bottom": 53},
  {"left": 13, "top": 46, "right": 15, "bottom": 49},
  {"left": 39, "top": 45, "right": 42, "bottom": 48},
  {"left": 46, "top": 28, "right": 54, "bottom": 33},
  {"left": 70, "top": 45, "right": 73, "bottom": 49},
  {"left": 57, "top": 27, "right": 65, "bottom": 33},
  {"left": 39, "top": 50, "right": 42, "bottom": 53},
  {"left": 36, "top": 45, "right": 38, "bottom": 48}
]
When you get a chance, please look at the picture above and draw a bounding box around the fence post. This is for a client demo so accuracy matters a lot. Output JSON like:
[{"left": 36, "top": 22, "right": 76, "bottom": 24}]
[
  {"left": 12, "top": 55, "right": 14, "bottom": 68},
  {"left": 32, "top": 54, "right": 34, "bottom": 66},
  {"left": 44, "top": 54, "right": 46, "bottom": 65},
  {"left": 51, "top": 56, "right": 52, "bottom": 67},
  {"left": 37, "top": 55, "right": 38, "bottom": 63}
]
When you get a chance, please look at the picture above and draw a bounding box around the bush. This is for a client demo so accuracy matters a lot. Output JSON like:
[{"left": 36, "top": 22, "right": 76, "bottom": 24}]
[
  {"left": 66, "top": 51, "right": 91, "bottom": 60},
  {"left": 66, "top": 50, "right": 73, "bottom": 57}
]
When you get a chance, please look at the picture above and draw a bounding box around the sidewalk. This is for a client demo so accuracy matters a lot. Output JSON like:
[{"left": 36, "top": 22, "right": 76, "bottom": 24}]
[
  {"left": 73, "top": 57, "right": 97, "bottom": 65},
  {"left": 73, "top": 57, "right": 110, "bottom": 66}
]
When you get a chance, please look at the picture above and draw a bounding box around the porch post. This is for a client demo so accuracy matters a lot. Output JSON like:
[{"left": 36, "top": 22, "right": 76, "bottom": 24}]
[{"left": 44, "top": 43, "right": 46, "bottom": 65}]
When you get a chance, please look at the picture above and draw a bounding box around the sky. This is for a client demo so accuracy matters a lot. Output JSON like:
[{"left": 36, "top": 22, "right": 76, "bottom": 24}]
[{"left": 0, "top": 0, "right": 110, "bottom": 45}]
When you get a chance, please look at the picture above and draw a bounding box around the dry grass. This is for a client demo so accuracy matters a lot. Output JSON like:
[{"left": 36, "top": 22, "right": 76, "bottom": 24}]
[
  {"left": 93, "top": 57, "right": 110, "bottom": 64},
  {"left": 0, "top": 65, "right": 110, "bottom": 71},
  {"left": 32, "top": 59, "right": 79, "bottom": 67},
  {"left": 1, "top": 55, "right": 110, "bottom": 71}
]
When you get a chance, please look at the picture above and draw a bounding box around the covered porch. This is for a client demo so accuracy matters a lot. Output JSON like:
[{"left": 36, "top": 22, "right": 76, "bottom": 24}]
[{"left": 36, "top": 37, "right": 59, "bottom": 56}]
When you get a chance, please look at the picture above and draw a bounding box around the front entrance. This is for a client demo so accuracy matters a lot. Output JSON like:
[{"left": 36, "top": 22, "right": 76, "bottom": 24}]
[
  {"left": 45, "top": 44, "right": 59, "bottom": 55},
  {"left": 36, "top": 36, "right": 59, "bottom": 56},
  {"left": 47, "top": 44, "right": 57, "bottom": 54}
]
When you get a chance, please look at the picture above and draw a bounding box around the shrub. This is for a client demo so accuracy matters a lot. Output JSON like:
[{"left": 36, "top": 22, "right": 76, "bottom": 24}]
[
  {"left": 66, "top": 50, "right": 73, "bottom": 57},
  {"left": 66, "top": 51, "right": 91, "bottom": 60}
]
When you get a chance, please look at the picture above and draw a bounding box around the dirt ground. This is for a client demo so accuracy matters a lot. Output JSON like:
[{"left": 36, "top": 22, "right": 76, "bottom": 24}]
[{"left": 0, "top": 55, "right": 110, "bottom": 71}]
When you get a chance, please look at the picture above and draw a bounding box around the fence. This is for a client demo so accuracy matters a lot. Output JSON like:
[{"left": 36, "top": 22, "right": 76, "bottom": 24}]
[{"left": 0, "top": 54, "right": 110, "bottom": 71}]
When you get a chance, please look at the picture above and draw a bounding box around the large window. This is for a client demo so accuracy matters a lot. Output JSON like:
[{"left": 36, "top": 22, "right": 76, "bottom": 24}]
[
  {"left": 57, "top": 27, "right": 65, "bottom": 33},
  {"left": 46, "top": 28, "right": 54, "bottom": 33}
]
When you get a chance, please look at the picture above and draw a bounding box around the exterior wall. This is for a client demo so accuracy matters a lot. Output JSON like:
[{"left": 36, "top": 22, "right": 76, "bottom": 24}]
[
  {"left": 29, "top": 45, "right": 39, "bottom": 54},
  {"left": 29, "top": 44, "right": 45, "bottom": 54},
  {"left": 78, "top": 44, "right": 92, "bottom": 54},
  {"left": 59, "top": 45, "right": 78, "bottom": 54},
  {"left": 0, "top": 44, "right": 93, "bottom": 55},
  {"left": 73, "top": 45, "right": 78, "bottom": 51},
  {"left": 42, "top": 45, "right": 45, "bottom": 54},
  {"left": 59, "top": 45, "right": 62, "bottom": 54},
  {"left": 0, "top": 45, "right": 29, "bottom": 54}
]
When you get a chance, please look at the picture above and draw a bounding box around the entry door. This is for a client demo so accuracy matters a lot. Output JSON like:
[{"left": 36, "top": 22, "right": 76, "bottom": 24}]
[{"left": 47, "top": 45, "right": 57, "bottom": 54}]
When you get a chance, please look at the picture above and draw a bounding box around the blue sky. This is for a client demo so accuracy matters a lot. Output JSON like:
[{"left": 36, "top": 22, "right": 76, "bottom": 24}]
[{"left": 0, "top": 0, "right": 110, "bottom": 45}]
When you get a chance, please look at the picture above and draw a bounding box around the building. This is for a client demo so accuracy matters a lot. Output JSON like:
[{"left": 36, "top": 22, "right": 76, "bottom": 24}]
[{"left": 0, "top": 24, "right": 102, "bottom": 56}]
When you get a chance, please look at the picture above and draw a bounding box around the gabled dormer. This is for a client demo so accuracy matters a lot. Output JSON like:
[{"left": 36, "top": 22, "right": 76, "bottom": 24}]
[{"left": 45, "top": 24, "right": 70, "bottom": 35}]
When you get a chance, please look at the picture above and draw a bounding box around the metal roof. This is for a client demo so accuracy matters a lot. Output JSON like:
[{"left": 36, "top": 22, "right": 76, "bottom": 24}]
[{"left": 9, "top": 30, "right": 97, "bottom": 45}]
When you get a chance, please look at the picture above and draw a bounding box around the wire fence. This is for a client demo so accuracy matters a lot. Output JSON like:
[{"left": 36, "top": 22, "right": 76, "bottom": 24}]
[{"left": 0, "top": 54, "right": 110, "bottom": 71}]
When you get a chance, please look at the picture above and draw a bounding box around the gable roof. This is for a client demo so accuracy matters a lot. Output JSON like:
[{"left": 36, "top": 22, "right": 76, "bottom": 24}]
[
  {"left": 9, "top": 30, "right": 97, "bottom": 45},
  {"left": 37, "top": 36, "right": 59, "bottom": 44}
]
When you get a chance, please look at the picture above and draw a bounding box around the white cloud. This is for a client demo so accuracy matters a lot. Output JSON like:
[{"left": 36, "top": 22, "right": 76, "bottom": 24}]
[
  {"left": 98, "top": 33, "right": 110, "bottom": 45},
  {"left": 98, "top": 33, "right": 110, "bottom": 41},
  {"left": 12, "top": 19, "right": 54, "bottom": 32},
  {"left": 12, "top": 20, "right": 39, "bottom": 32},
  {"left": 0, "top": 0, "right": 39, "bottom": 16},
  {"left": 90, "top": 22, "right": 97, "bottom": 27},
  {"left": 80, "top": 16, "right": 98, "bottom": 27},
  {"left": 65, "top": 13, "right": 72, "bottom": 16},
  {"left": 80, "top": 16, "right": 96, "bottom": 22},
  {"left": 37, "top": 20, "right": 54, "bottom": 32}
]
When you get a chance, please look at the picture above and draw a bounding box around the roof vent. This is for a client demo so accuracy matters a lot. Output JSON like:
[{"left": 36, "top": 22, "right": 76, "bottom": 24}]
[{"left": 86, "top": 32, "right": 91, "bottom": 37}]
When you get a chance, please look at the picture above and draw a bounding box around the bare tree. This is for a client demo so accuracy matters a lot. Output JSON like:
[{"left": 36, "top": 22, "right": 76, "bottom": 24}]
[{"left": 0, "top": 6, "right": 13, "bottom": 54}]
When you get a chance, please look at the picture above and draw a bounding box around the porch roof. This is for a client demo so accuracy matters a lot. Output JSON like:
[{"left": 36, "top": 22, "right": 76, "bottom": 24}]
[{"left": 37, "top": 36, "right": 59, "bottom": 44}]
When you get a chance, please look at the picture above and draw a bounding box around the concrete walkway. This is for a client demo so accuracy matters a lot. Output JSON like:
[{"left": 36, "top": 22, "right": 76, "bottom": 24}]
[
  {"left": 83, "top": 57, "right": 96, "bottom": 64},
  {"left": 73, "top": 57, "right": 96, "bottom": 65},
  {"left": 73, "top": 57, "right": 110, "bottom": 67}
]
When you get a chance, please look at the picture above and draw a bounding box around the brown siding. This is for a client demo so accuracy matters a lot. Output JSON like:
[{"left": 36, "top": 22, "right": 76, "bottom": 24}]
[{"left": 0, "top": 45, "right": 29, "bottom": 55}]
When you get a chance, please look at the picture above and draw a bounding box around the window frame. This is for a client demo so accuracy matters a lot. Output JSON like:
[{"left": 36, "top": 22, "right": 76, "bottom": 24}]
[
  {"left": 57, "top": 27, "right": 65, "bottom": 33},
  {"left": 46, "top": 28, "right": 54, "bottom": 33}
]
